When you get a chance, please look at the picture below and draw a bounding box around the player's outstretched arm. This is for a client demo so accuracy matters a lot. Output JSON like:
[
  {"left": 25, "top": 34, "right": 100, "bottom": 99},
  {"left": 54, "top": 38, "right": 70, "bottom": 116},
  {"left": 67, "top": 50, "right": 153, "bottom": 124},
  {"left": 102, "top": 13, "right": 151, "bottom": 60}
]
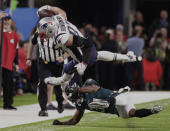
[
  {"left": 50, "top": 6, "right": 67, "bottom": 20},
  {"left": 38, "top": 5, "right": 67, "bottom": 20},
  {"left": 53, "top": 109, "right": 85, "bottom": 125}
]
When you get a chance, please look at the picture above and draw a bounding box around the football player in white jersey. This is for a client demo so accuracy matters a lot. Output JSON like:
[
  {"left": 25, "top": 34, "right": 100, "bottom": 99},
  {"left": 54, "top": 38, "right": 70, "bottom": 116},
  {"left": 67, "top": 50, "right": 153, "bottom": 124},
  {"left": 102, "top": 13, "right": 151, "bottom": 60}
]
[{"left": 35, "top": 5, "right": 141, "bottom": 86}]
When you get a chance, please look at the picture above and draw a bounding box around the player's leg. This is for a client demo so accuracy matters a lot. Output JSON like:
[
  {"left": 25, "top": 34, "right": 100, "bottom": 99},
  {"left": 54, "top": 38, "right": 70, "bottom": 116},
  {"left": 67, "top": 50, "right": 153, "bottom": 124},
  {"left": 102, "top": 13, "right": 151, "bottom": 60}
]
[
  {"left": 129, "top": 105, "right": 163, "bottom": 118},
  {"left": 115, "top": 92, "right": 163, "bottom": 118},
  {"left": 97, "top": 51, "right": 117, "bottom": 61},
  {"left": 44, "top": 60, "right": 76, "bottom": 85},
  {"left": 97, "top": 51, "right": 141, "bottom": 62}
]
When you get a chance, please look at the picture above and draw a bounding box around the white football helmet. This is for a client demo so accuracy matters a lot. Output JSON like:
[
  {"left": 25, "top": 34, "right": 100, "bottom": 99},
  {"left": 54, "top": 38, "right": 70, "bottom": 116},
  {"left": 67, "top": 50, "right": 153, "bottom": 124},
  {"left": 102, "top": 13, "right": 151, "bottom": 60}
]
[{"left": 37, "top": 17, "right": 58, "bottom": 38}]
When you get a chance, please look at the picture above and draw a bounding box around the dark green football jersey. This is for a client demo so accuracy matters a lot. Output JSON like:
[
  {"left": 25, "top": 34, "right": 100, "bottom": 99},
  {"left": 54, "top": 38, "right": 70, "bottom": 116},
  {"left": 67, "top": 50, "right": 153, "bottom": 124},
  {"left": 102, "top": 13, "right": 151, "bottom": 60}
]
[{"left": 76, "top": 87, "right": 119, "bottom": 115}]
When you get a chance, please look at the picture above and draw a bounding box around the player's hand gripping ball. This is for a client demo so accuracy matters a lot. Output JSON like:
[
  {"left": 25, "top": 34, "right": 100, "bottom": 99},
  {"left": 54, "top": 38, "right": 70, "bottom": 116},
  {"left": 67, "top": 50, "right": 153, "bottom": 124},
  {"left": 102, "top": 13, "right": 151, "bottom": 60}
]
[{"left": 38, "top": 9, "right": 55, "bottom": 19}]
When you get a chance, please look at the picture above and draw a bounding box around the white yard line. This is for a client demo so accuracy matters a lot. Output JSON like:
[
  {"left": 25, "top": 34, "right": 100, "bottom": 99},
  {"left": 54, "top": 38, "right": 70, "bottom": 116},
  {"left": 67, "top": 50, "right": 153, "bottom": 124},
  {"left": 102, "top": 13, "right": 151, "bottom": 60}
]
[{"left": 0, "top": 91, "right": 170, "bottom": 128}]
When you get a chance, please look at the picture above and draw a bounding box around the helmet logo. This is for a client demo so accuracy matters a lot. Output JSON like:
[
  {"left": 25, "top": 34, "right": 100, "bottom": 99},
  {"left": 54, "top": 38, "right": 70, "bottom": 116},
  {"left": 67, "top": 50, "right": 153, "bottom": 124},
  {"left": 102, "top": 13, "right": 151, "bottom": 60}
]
[{"left": 41, "top": 22, "right": 52, "bottom": 29}]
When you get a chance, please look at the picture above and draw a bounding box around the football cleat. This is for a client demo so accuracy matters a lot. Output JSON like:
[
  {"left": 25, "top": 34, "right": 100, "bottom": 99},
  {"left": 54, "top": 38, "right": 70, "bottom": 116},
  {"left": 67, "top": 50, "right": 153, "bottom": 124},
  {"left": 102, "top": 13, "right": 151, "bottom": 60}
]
[
  {"left": 151, "top": 105, "right": 163, "bottom": 114},
  {"left": 47, "top": 104, "right": 58, "bottom": 110},
  {"left": 38, "top": 110, "right": 48, "bottom": 117}
]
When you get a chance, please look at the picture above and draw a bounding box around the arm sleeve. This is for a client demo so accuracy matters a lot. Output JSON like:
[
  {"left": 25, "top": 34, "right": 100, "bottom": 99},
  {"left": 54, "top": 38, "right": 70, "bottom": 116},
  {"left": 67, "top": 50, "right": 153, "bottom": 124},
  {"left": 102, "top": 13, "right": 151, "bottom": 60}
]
[
  {"left": 72, "top": 35, "right": 93, "bottom": 64},
  {"left": 54, "top": 15, "right": 70, "bottom": 46},
  {"left": 55, "top": 33, "right": 70, "bottom": 46}
]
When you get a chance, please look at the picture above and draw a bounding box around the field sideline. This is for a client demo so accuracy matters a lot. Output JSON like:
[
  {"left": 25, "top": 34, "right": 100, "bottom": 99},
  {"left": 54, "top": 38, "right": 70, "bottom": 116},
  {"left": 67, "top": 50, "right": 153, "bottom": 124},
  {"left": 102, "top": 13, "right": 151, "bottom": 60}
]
[{"left": 0, "top": 92, "right": 170, "bottom": 131}]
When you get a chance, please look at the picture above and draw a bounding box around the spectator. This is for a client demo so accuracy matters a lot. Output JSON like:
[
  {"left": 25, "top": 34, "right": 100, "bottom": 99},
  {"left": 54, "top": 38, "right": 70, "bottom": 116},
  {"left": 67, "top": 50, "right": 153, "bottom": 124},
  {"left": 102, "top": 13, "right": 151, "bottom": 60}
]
[
  {"left": 124, "top": 25, "right": 145, "bottom": 90},
  {"left": 160, "top": 27, "right": 170, "bottom": 49},
  {"left": 98, "top": 29, "right": 119, "bottom": 90},
  {"left": 98, "top": 26, "right": 107, "bottom": 41},
  {"left": 14, "top": 42, "right": 31, "bottom": 95},
  {"left": 132, "top": 11, "right": 148, "bottom": 41},
  {"left": 149, "top": 29, "right": 166, "bottom": 61},
  {"left": 0, "top": 12, "right": 7, "bottom": 98},
  {"left": 0, "top": 13, "right": 19, "bottom": 110},
  {"left": 132, "top": 11, "right": 145, "bottom": 29},
  {"left": 85, "top": 24, "right": 101, "bottom": 50},
  {"left": 115, "top": 24, "right": 126, "bottom": 53},
  {"left": 142, "top": 48, "right": 162, "bottom": 91},
  {"left": 149, "top": 10, "right": 170, "bottom": 38}
]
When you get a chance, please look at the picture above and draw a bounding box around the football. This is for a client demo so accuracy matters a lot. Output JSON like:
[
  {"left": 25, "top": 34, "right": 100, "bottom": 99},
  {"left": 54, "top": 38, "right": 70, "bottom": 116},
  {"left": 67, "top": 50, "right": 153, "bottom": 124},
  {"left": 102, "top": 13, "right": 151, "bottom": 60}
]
[{"left": 38, "top": 9, "right": 55, "bottom": 19}]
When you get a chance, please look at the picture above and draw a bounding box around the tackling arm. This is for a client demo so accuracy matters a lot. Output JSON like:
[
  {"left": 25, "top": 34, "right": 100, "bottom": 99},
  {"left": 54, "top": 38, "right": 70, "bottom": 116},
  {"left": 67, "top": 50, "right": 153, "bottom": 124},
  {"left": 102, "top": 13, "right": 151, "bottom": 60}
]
[
  {"left": 65, "top": 83, "right": 100, "bottom": 95},
  {"left": 53, "top": 109, "right": 85, "bottom": 125}
]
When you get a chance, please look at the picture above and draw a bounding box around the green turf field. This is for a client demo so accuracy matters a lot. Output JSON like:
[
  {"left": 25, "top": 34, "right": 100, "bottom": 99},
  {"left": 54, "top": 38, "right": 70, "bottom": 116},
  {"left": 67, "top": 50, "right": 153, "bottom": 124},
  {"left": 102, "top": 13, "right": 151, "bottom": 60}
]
[
  {"left": 1, "top": 98, "right": 170, "bottom": 131},
  {"left": 0, "top": 94, "right": 38, "bottom": 108},
  {"left": 0, "top": 94, "right": 56, "bottom": 108}
]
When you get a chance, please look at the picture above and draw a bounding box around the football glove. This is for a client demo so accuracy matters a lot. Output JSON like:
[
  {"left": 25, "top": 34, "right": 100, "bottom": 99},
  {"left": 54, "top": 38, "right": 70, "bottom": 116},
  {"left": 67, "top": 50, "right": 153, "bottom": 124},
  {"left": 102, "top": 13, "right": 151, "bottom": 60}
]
[
  {"left": 126, "top": 51, "right": 142, "bottom": 62},
  {"left": 74, "top": 62, "right": 87, "bottom": 75},
  {"left": 53, "top": 119, "right": 63, "bottom": 125}
]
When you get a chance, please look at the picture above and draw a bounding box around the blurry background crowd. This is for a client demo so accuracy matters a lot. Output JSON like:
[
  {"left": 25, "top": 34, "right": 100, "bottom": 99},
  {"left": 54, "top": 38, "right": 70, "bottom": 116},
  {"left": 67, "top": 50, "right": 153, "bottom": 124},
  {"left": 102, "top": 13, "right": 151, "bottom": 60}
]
[{"left": 0, "top": 0, "right": 170, "bottom": 97}]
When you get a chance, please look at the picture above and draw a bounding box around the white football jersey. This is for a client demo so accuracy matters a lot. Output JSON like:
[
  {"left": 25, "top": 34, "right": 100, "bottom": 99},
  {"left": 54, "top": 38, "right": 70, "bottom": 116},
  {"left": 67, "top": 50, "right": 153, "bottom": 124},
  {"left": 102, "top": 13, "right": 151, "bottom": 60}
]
[
  {"left": 52, "top": 15, "right": 84, "bottom": 47},
  {"left": 52, "top": 15, "right": 85, "bottom": 62}
]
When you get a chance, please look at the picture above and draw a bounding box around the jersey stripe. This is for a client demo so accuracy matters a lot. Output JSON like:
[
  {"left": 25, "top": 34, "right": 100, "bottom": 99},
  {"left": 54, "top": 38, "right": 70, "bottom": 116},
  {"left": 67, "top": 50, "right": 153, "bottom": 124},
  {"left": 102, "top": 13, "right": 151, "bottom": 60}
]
[{"left": 38, "top": 38, "right": 61, "bottom": 62}]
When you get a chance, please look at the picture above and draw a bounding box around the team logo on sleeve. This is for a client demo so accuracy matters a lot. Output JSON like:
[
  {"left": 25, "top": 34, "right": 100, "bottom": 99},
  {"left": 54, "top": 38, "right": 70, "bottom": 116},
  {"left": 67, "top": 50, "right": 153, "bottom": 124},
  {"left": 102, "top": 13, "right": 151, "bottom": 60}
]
[{"left": 10, "top": 39, "right": 14, "bottom": 44}]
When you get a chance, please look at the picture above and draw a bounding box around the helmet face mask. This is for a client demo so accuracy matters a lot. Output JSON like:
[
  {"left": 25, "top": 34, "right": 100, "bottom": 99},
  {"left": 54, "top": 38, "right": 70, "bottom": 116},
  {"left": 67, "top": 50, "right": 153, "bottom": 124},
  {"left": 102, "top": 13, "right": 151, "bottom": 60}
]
[
  {"left": 65, "top": 83, "right": 84, "bottom": 104},
  {"left": 38, "top": 17, "right": 58, "bottom": 39}
]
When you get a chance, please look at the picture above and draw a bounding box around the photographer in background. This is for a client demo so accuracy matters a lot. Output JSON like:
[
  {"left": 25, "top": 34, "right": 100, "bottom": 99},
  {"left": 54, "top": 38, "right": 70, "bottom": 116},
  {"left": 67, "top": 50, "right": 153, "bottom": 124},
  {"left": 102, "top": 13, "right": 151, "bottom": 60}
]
[{"left": 149, "top": 29, "right": 167, "bottom": 62}]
